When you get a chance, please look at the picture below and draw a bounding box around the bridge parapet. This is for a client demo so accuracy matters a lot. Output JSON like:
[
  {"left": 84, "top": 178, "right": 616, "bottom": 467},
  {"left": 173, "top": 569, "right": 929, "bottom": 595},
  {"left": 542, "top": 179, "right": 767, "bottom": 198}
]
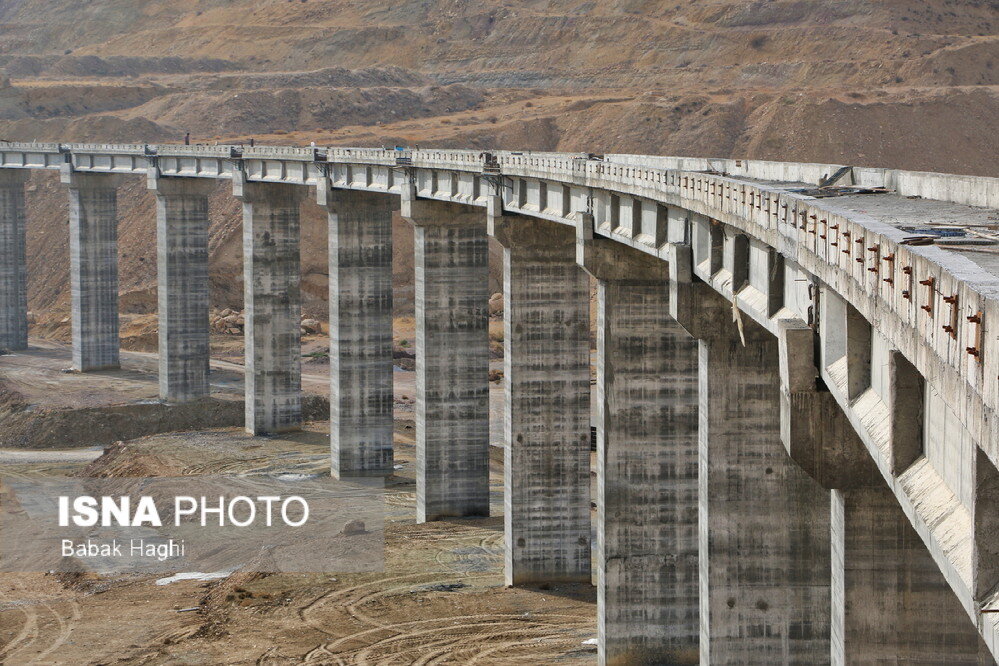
[
  {"left": 327, "top": 147, "right": 398, "bottom": 165},
  {"left": 67, "top": 142, "right": 147, "bottom": 155},
  {"left": 606, "top": 153, "right": 999, "bottom": 208},
  {"left": 156, "top": 145, "right": 241, "bottom": 158},
  {"left": 242, "top": 145, "right": 315, "bottom": 160}
]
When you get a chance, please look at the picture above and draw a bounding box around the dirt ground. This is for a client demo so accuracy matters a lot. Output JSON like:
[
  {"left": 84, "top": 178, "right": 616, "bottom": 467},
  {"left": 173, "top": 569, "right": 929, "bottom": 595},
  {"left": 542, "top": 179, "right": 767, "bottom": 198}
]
[
  {"left": 0, "top": 334, "right": 521, "bottom": 451},
  {"left": 0, "top": 423, "right": 597, "bottom": 665},
  {"left": 0, "top": 342, "right": 597, "bottom": 664}
]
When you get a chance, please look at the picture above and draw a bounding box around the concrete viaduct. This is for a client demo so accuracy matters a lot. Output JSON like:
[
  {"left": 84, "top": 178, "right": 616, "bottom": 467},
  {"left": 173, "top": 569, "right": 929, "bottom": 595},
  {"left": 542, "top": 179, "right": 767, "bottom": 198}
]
[{"left": 1, "top": 141, "right": 998, "bottom": 664}]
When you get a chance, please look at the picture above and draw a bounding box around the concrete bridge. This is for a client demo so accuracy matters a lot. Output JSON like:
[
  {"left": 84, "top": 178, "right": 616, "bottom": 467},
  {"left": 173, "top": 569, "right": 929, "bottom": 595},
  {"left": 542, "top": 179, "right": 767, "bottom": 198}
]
[{"left": 1, "top": 141, "right": 999, "bottom": 664}]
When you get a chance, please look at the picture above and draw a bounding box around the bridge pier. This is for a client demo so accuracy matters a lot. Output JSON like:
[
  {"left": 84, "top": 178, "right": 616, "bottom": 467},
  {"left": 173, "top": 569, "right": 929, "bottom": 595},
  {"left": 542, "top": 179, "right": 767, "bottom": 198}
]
[
  {"left": 404, "top": 198, "right": 490, "bottom": 522},
  {"left": 693, "top": 302, "right": 832, "bottom": 662},
  {"left": 833, "top": 485, "right": 993, "bottom": 664},
  {"left": 235, "top": 178, "right": 305, "bottom": 435},
  {"left": 490, "top": 213, "right": 591, "bottom": 586},
  {"left": 579, "top": 233, "right": 699, "bottom": 665},
  {"left": 0, "top": 170, "right": 28, "bottom": 351},
  {"left": 63, "top": 169, "right": 122, "bottom": 372},
  {"left": 697, "top": 319, "right": 833, "bottom": 663},
  {"left": 320, "top": 185, "right": 395, "bottom": 478},
  {"left": 149, "top": 175, "right": 213, "bottom": 403}
]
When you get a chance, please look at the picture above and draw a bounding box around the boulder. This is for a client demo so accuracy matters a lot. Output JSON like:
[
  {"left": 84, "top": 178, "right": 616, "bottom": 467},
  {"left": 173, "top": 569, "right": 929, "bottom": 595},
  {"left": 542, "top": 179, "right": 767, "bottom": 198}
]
[
  {"left": 488, "top": 292, "right": 503, "bottom": 316},
  {"left": 341, "top": 519, "right": 366, "bottom": 536}
]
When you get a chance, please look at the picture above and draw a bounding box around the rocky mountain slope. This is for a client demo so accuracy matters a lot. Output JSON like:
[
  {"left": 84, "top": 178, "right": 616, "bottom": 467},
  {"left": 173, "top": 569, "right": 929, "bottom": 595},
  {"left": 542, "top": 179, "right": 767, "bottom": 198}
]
[{"left": 0, "top": 0, "right": 994, "bottom": 335}]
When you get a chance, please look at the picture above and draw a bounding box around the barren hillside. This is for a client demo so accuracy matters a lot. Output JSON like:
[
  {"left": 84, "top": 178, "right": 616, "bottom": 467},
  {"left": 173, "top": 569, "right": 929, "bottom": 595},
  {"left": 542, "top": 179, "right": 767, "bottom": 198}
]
[{"left": 0, "top": 0, "right": 994, "bottom": 333}]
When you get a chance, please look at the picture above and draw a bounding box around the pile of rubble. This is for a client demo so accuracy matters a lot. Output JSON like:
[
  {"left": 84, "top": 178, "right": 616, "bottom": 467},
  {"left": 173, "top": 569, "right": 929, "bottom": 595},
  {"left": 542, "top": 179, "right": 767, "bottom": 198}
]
[{"left": 209, "top": 309, "right": 323, "bottom": 336}]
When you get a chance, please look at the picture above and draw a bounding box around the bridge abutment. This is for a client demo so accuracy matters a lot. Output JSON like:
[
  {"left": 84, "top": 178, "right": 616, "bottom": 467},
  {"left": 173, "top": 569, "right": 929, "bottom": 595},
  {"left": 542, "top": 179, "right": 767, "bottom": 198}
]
[
  {"left": 404, "top": 198, "right": 490, "bottom": 522},
  {"left": 0, "top": 169, "right": 28, "bottom": 351},
  {"left": 320, "top": 185, "right": 396, "bottom": 478},
  {"left": 149, "top": 175, "right": 213, "bottom": 403},
  {"left": 63, "top": 169, "right": 122, "bottom": 372},
  {"left": 235, "top": 178, "right": 305, "bottom": 435},
  {"left": 491, "top": 213, "right": 591, "bottom": 586},
  {"left": 580, "top": 233, "right": 700, "bottom": 665}
]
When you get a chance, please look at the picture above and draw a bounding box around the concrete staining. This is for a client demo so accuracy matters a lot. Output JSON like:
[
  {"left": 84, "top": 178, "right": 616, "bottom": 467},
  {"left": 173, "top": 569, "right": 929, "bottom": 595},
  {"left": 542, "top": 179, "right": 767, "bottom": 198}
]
[
  {"left": 322, "top": 188, "right": 395, "bottom": 478},
  {"left": 494, "top": 216, "right": 591, "bottom": 586},
  {"left": 698, "top": 314, "right": 832, "bottom": 663},
  {"left": 63, "top": 169, "right": 121, "bottom": 372},
  {"left": 236, "top": 180, "right": 305, "bottom": 435},
  {"left": 0, "top": 169, "right": 28, "bottom": 350},
  {"left": 586, "top": 242, "right": 699, "bottom": 665},
  {"left": 150, "top": 176, "right": 213, "bottom": 403},
  {"left": 832, "top": 485, "right": 992, "bottom": 663},
  {"left": 406, "top": 199, "right": 490, "bottom": 523},
  {"left": 3, "top": 142, "right": 999, "bottom": 664}
]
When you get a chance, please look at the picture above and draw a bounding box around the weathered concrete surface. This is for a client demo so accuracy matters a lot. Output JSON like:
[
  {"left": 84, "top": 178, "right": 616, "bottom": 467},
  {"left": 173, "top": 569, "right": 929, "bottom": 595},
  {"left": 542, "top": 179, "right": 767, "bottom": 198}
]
[
  {"left": 405, "top": 198, "right": 490, "bottom": 522},
  {"left": 492, "top": 214, "right": 590, "bottom": 586},
  {"left": 582, "top": 238, "right": 699, "bottom": 665},
  {"left": 236, "top": 180, "right": 305, "bottom": 435},
  {"left": 698, "top": 310, "right": 832, "bottom": 664},
  {"left": 0, "top": 169, "right": 28, "bottom": 351},
  {"left": 832, "top": 485, "right": 994, "bottom": 664},
  {"left": 150, "top": 176, "right": 213, "bottom": 403},
  {"left": 321, "top": 187, "right": 395, "bottom": 477},
  {"left": 63, "top": 169, "right": 121, "bottom": 372},
  {"left": 778, "top": 318, "right": 880, "bottom": 490}
]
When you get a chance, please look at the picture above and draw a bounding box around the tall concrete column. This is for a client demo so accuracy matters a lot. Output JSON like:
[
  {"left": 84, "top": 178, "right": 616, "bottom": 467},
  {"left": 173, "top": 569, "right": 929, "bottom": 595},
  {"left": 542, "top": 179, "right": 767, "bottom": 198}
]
[
  {"left": 403, "top": 198, "right": 490, "bottom": 521},
  {"left": 63, "top": 169, "right": 121, "bottom": 372},
  {"left": 150, "top": 175, "right": 213, "bottom": 403},
  {"left": 491, "top": 214, "right": 591, "bottom": 586},
  {"left": 697, "top": 308, "right": 831, "bottom": 663},
  {"left": 320, "top": 185, "right": 395, "bottom": 477},
  {"left": 0, "top": 170, "right": 29, "bottom": 351},
  {"left": 580, "top": 237, "right": 699, "bottom": 665},
  {"left": 235, "top": 178, "right": 305, "bottom": 435},
  {"left": 833, "top": 485, "right": 992, "bottom": 664}
]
